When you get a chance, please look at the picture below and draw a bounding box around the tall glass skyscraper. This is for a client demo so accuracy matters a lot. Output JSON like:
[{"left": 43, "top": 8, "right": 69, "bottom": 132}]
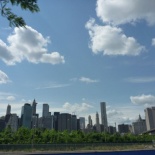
[
  {"left": 100, "top": 102, "right": 108, "bottom": 131},
  {"left": 21, "top": 103, "right": 32, "bottom": 129},
  {"left": 42, "top": 103, "right": 49, "bottom": 117}
]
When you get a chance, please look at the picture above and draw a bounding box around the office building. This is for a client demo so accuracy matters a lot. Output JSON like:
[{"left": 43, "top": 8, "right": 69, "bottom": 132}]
[
  {"left": 32, "top": 99, "right": 37, "bottom": 115},
  {"left": 118, "top": 124, "right": 130, "bottom": 134},
  {"left": 71, "top": 115, "right": 77, "bottom": 130},
  {"left": 88, "top": 115, "right": 92, "bottom": 127},
  {"left": 42, "top": 103, "right": 49, "bottom": 117},
  {"left": 58, "top": 113, "right": 71, "bottom": 132},
  {"left": 79, "top": 117, "right": 85, "bottom": 130},
  {"left": 145, "top": 107, "right": 155, "bottom": 131},
  {"left": 21, "top": 103, "right": 32, "bottom": 129},
  {"left": 108, "top": 126, "right": 116, "bottom": 134},
  {"left": 77, "top": 119, "right": 80, "bottom": 130},
  {"left": 6, "top": 114, "right": 18, "bottom": 132},
  {"left": 53, "top": 112, "right": 60, "bottom": 131},
  {"left": 132, "top": 115, "right": 146, "bottom": 135},
  {"left": 100, "top": 102, "right": 108, "bottom": 131},
  {"left": 0, "top": 117, "right": 5, "bottom": 131},
  {"left": 6, "top": 104, "right": 11, "bottom": 115},
  {"left": 95, "top": 112, "right": 100, "bottom": 132}
]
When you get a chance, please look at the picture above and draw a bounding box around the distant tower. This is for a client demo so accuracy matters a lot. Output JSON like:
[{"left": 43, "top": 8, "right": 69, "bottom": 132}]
[
  {"left": 100, "top": 102, "right": 108, "bottom": 131},
  {"left": 88, "top": 115, "right": 92, "bottom": 127},
  {"left": 96, "top": 112, "right": 99, "bottom": 125},
  {"left": 42, "top": 103, "right": 49, "bottom": 117},
  {"left": 32, "top": 99, "right": 37, "bottom": 115},
  {"left": 6, "top": 104, "right": 11, "bottom": 115}
]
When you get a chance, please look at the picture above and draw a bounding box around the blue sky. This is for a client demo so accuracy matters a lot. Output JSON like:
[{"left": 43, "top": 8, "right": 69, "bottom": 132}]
[{"left": 1, "top": 0, "right": 155, "bottom": 126}]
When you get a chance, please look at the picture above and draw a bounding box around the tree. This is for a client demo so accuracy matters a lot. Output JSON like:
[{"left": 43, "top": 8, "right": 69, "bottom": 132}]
[{"left": 0, "top": 0, "right": 39, "bottom": 27}]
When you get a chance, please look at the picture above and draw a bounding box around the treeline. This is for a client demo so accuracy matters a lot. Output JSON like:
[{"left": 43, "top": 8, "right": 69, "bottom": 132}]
[{"left": 0, "top": 127, "right": 154, "bottom": 144}]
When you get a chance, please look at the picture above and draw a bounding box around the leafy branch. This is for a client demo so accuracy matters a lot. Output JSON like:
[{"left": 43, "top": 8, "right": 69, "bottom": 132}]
[{"left": 0, "top": 0, "right": 39, "bottom": 27}]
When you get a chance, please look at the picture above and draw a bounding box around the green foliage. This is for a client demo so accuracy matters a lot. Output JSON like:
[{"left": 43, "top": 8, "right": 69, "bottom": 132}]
[
  {"left": 0, "top": 127, "right": 155, "bottom": 144},
  {"left": 0, "top": 0, "right": 39, "bottom": 27}
]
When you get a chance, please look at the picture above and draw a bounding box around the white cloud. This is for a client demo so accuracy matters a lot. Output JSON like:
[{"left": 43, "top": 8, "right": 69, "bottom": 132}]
[
  {"left": 79, "top": 76, "right": 99, "bottom": 83},
  {"left": 0, "top": 26, "right": 65, "bottom": 65},
  {"left": 126, "top": 77, "right": 155, "bottom": 83},
  {"left": 0, "top": 70, "right": 10, "bottom": 84},
  {"left": 62, "top": 102, "right": 93, "bottom": 114},
  {"left": 85, "top": 19, "right": 145, "bottom": 56},
  {"left": 152, "top": 38, "right": 155, "bottom": 46},
  {"left": 36, "top": 83, "right": 70, "bottom": 89},
  {"left": 130, "top": 94, "right": 155, "bottom": 106},
  {"left": 96, "top": 0, "right": 155, "bottom": 26},
  {"left": 6, "top": 96, "right": 16, "bottom": 101}
]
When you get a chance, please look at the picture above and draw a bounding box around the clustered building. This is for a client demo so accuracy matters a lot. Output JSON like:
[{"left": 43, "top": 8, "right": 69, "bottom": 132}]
[{"left": 0, "top": 100, "right": 155, "bottom": 135}]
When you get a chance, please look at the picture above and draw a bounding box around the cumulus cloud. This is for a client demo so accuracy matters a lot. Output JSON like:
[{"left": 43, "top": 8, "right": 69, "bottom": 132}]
[
  {"left": 79, "top": 77, "right": 99, "bottom": 83},
  {"left": 130, "top": 94, "right": 155, "bottom": 106},
  {"left": 0, "top": 70, "right": 10, "bottom": 84},
  {"left": 96, "top": 0, "right": 155, "bottom": 26},
  {"left": 85, "top": 19, "right": 145, "bottom": 56},
  {"left": 62, "top": 102, "right": 93, "bottom": 113},
  {"left": 0, "top": 26, "right": 65, "bottom": 65}
]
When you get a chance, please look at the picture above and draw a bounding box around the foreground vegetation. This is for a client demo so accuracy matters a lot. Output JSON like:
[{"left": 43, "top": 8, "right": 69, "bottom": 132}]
[{"left": 0, "top": 127, "right": 155, "bottom": 144}]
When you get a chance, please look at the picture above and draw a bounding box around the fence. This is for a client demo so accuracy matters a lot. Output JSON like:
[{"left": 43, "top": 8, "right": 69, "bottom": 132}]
[{"left": 0, "top": 142, "right": 153, "bottom": 151}]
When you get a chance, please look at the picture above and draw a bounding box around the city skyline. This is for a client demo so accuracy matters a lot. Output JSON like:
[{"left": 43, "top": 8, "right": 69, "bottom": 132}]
[
  {"left": 1, "top": 99, "right": 147, "bottom": 127},
  {"left": 1, "top": 0, "right": 155, "bottom": 126}
]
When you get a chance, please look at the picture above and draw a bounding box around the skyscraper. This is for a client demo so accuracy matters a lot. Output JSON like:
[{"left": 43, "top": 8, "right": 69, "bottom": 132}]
[
  {"left": 58, "top": 113, "right": 71, "bottom": 131},
  {"left": 88, "top": 115, "right": 92, "bottom": 127},
  {"left": 32, "top": 99, "right": 37, "bottom": 115},
  {"left": 42, "top": 103, "right": 49, "bottom": 117},
  {"left": 6, "top": 104, "right": 11, "bottom": 115},
  {"left": 79, "top": 117, "right": 85, "bottom": 130},
  {"left": 96, "top": 112, "right": 99, "bottom": 125},
  {"left": 21, "top": 103, "right": 32, "bottom": 129},
  {"left": 145, "top": 107, "right": 155, "bottom": 131},
  {"left": 100, "top": 102, "right": 108, "bottom": 131}
]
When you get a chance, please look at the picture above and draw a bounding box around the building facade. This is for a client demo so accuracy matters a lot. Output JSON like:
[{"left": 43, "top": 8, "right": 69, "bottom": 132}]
[
  {"left": 100, "top": 102, "right": 108, "bottom": 131},
  {"left": 145, "top": 107, "right": 155, "bottom": 131},
  {"left": 79, "top": 117, "right": 85, "bottom": 130},
  {"left": 118, "top": 124, "right": 130, "bottom": 134},
  {"left": 132, "top": 115, "right": 146, "bottom": 135},
  {"left": 21, "top": 103, "right": 32, "bottom": 129},
  {"left": 42, "top": 103, "right": 49, "bottom": 118},
  {"left": 58, "top": 113, "right": 71, "bottom": 131}
]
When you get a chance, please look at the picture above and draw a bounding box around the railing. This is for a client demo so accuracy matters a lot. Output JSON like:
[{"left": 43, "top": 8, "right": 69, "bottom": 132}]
[{"left": 0, "top": 142, "right": 153, "bottom": 151}]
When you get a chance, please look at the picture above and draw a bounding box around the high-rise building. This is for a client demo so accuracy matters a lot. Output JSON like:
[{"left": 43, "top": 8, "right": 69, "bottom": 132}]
[
  {"left": 58, "top": 113, "right": 71, "bottom": 131},
  {"left": 53, "top": 112, "right": 60, "bottom": 131},
  {"left": 42, "top": 103, "right": 49, "bottom": 117},
  {"left": 95, "top": 112, "right": 100, "bottom": 132},
  {"left": 79, "top": 117, "right": 85, "bottom": 130},
  {"left": 108, "top": 126, "right": 116, "bottom": 134},
  {"left": 96, "top": 112, "right": 99, "bottom": 125},
  {"left": 6, "top": 104, "right": 11, "bottom": 115},
  {"left": 6, "top": 114, "right": 18, "bottom": 132},
  {"left": 32, "top": 99, "right": 37, "bottom": 115},
  {"left": 145, "top": 107, "right": 155, "bottom": 131},
  {"left": 88, "top": 115, "right": 92, "bottom": 127},
  {"left": 21, "top": 103, "right": 32, "bottom": 129},
  {"left": 100, "top": 102, "right": 108, "bottom": 131},
  {"left": 118, "top": 124, "right": 130, "bottom": 134},
  {"left": 132, "top": 115, "right": 146, "bottom": 135},
  {"left": 71, "top": 115, "right": 77, "bottom": 130}
]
